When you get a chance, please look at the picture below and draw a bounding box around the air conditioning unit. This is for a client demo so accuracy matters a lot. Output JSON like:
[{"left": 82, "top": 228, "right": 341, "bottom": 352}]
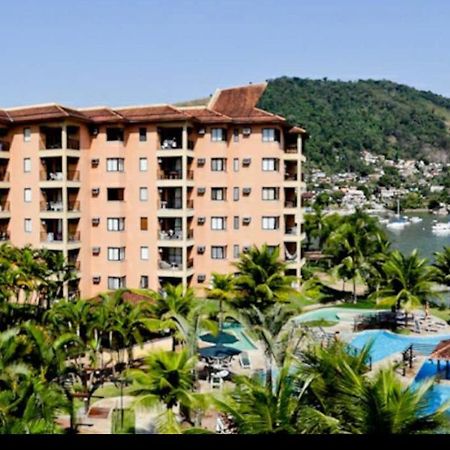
[
  {"left": 242, "top": 187, "right": 251, "bottom": 195},
  {"left": 197, "top": 187, "right": 206, "bottom": 195},
  {"left": 198, "top": 128, "right": 206, "bottom": 135},
  {"left": 197, "top": 216, "right": 206, "bottom": 225},
  {"left": 89, "top": 126, "right": 99, "bottom": 136},
  {"left": 242, "top": 216, "right": 251, "bottom": 224},
  {"left": 197, "top": 246, "right": 205, "bottom": 254},
  {"left": 242, "top": 158, "right": 251, "bottom": 166},
  {"left": 197, "top": 274, "right": 206, "bottom": 283},
  {"left": 197, "top": 158, "right": 206, "bottom": 166},
  {"left": 92, "top": 217, "right": 100, "bottom": 226},
  {"left": 92, "top": 275, "right": 101, "bottom": 284},
  {"left": 92, "top": 246, "right": 101, "bottom": 255},
  {"left": 91, "top": 187, "right": 100, "bottom": 197},
  {"left": 91, "top": 158, "right": 99, "bottom": 167},
  {"left": 242, "top": 127, "right": 252, "bottom": 136}
]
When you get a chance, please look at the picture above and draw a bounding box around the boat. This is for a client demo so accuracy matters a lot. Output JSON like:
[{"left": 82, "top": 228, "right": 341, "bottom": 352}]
[
  {"left": 378, "top": 217, "right": 389, "bottom": 224},
  {"left": 431, "top": 222, "right": 450, "bottom": 235},
  {"left": 386, "top": 199, "right": 409, "bottom": 230},
  {"left": 410, "top": 216, "right": 423, "bottom": 224}
]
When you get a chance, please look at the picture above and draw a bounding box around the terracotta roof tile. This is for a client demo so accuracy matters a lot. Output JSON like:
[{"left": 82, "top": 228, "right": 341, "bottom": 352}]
[
  {"left": 6, "top": 104, "right": 87, "bottom": 123},
  {"left": 80, "top": 107, "right": 124, "bottom": 123},
  {"left": 181, "top": 107, "right": 232, "bottom": 123},
  {"left": 430, "top": 339, "right": 450, "bottom": 360},
  {"left": 0, "top": 109, "right": 11, "bottom": 125},
  {"left": 116, "top": 105, "right": 189, "bottom": 123}
]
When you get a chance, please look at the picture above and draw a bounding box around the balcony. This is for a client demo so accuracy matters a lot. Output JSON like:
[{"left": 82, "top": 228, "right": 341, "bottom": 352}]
[
  {"left": 40, "top": 201, "right": 63, "bottom": 212},
  {"left": 284, "top": 200, "right": 297, "bottom": 209},
  {"left": 0, "top": 202, "right": 10, "bottom": 218},
  {"left": 67, "top": 170, "right": 81, "bottom": 182},
  {"left": 0, "top": 141, "right": 10, "bottom": 157},
  {"left": 0, "top": 231, "right": 9, "bottom": 241},
  {"left": 68, "top": 201, "right": 81, "bottom": 212},
  {"left": 158, "top": 258, "right": 194, "bottom": 271},
  {"left": 0, "top": 170, "right": 10, "bottom": 182},
  {"left": 40, "top": 171, "right": 64, "bottom": 182},
  {"left": 68, "top": 231, "right": 81, "bottom": 243},
  {"left": 41, "top": 231, "right": 63, "bottom": 243},
  {"left": 284, "top": 143, "right": 298, "bottom": 154},
  {"left": 284, "top": 173, "right": 298, "bottom": 181},
  {"left": 158, "top": 229, "right": 194, "bottom": 244},
  {"left": 67, "top": 138, "right": 80, "bottom": 150},
  {"left": 69, "top": 260, "right": 81, "bottom": 271}
]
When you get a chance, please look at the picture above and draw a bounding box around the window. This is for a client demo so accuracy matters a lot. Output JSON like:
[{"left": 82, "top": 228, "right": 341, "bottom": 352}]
[
  {"left": 233, "top": 216, "right": 239, "bottom": 230},
  {"left": 233, "top": 187, "right": 239, "bottom": 201},
  {"left": 211, "top": 158, "right": 226, "bottom": 172},
  {"left": 107, "top": 217, "right": 125, "bottom": 231},
  {"left": 233, "top": 128, "right": 239, "bottom": 142},
  {"left": 140, "top": 217, "right": 148, "bottom": 231},
  {"left": 211, "top": 188, "right": 226, "bottom": 201},
  {"left": 262, "top": 187, "right": 279, "bottom": 200},
  {"left": 140, "top": 246, "right": 149, "bottom": 260},
  {"left": 107, "top": 247, "right": 125, "bottom": 261},
  {"left": 139, "top": 157, "right": 148, "bottom": 172},
  {"left": 24, "top": 188, "right": 32, "bottom": 203},
  {"left": 211, "top": 217, "right": 226, "bottom": 230},
  {"left": 233, "top": 158, "right": 239, "bottom": 172},
  {"left": 106, "top": 158, "right": 124, "bottom": 172},
  {"left": 262, "top": 158, "right": 279, "bottom": 171},
  {"left": 108, "top": 276, "right": 126, "bottom": 290},
  {"left": 24, "top": 218, "right": 32, "bottom": 233},
  {"left": 23, "top": 158, "right": 31, "bottom": 173},
  {"left": 106, "top": 127, "right": 124, "bottom": 142},
  {"left": 23, "top": 128, "right": 31, "bottom": 142},
  {"left": 233, "top": 245, "right": 240, "bottom": 258},
  {"left": 262, "top": 216, "right": 279, "bottom": 230},
  {"left": 139, "top": 127, "right": 147, "bottom": 142},
  {"left": 211, "top": 128, "right": 227, "bottom": 142},
  {"left": 262, "top": 128, "right": 280, "bottom": 142},
  {"left": 140, "top": 275, "right": 149, "bottom": 289},
  {"left": 139, "top": 187, "right": 148, "bottom": 201},
  {"left": 107, "top": 188, "right": 124, "bottom": 201},
  {"left": 211, "top": 246, "right": 226, "bottom": 259}
]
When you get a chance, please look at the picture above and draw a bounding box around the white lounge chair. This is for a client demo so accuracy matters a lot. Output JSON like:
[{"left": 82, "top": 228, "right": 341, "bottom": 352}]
[{"left": 239, "top": 351, "right": 251, "bottom": 369}]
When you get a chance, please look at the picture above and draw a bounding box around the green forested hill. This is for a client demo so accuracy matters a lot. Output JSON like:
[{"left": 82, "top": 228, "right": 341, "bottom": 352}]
[{"left": 258, "top": 77, "right": 450, "bottom": 173}]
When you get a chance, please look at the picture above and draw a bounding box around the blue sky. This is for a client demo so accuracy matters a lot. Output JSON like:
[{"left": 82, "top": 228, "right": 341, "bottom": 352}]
[{"left": 1, "top": 0, "right": 449, "bottom": 107}]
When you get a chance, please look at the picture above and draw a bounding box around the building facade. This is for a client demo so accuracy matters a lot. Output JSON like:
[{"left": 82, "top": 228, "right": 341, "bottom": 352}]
[{"left": 0, "top": 83, "right": 306, "bottom": 298}]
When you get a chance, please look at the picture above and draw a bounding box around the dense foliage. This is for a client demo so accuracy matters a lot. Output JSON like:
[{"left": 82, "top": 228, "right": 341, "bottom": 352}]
[{"left": 258, "top": 77, "right": 450, "bottom": 173}]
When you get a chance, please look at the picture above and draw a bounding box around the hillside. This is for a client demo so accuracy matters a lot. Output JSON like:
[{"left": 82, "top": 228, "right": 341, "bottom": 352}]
[{"left": 258, "top": 77, "right": 450, "bottom": 174}]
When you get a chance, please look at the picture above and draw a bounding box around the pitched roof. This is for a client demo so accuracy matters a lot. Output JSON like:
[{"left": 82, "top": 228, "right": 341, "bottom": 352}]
[
  {"left": 115, "top": 105, "right": 189, "bottom": 123},
  {"left": 6, "top": 104, "right": 88, "bottom": 123},
  {"left": 0, "top": 109, "right": 11, "bottom": 125},
  {"left": 429, "top": 339, "right": 450, "bottom": 360},
  {"left": 79, "top": 107, "right": 124, "bottom": 123},
  {"left": 180, "top": 107, "right": 232, "bottom": 124}
]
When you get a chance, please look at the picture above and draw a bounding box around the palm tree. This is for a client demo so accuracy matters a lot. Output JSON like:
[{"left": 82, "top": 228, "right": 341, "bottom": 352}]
[
  {"left": 214, "top": 355, "right": 338, "bottom": 434},
  {"left": 206, "top": 273, "right": 235, "bottom": 328},
  {"left": 128, "top": 350, "right": 197, "bottom": 419},
  {"left": 232, "top": 244, "right": 297, "bottom": 311},
  {"left": 433, "top": 246, "right": 450, "bottom": 287},
  {"left": 375, "top": 250, "right": 438, "bottom": 313}
]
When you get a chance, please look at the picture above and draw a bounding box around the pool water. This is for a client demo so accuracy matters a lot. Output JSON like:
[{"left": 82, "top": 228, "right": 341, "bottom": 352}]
[
  {"left": 296, "top": 307, "right": 379, "bottom": 323},
  {"left": 350, "top": 330, "right": 450, "bottom": 363},
  {"left": 222, "top": 322, "right": 257, "bottom": 351}
]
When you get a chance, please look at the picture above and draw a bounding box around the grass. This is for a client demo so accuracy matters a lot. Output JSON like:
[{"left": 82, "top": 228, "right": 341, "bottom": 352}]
[
  {"left": 301, "top": 319, "right": 338, "bottom": 327},
  {"left": 394, "top": 328, "right": 411, "bottom": 335},
  {"left": 95, "top": 382, "right": 135, "bottom": 399},
  {"left": 335, "top": 299, "right": 385, "bottom": 310},
  {"left": 111, "top": 408, "right": 135, "bottom": 434},
  {"left": 430, "top": 307, "right": 450, "bottom": 323}
]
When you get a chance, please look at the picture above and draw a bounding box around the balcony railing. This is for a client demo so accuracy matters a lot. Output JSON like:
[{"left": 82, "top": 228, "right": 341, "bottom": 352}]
[
  {"left": 0, "top": 171, "right": 10, "bottom": 182},
  {"left": 68, "top": 232, "right": 81, "bottom": 242},
  {"left": 41, "top": 140, "right": 63, "bottom": 150},
  {"left": 158, "top": 170, "right": 182, "bottom": 180},
  {"left": 284, "top": 143, "right": 298, "bottom": 153},
  {"left": 284, "top": 200, "right": 297, "bottom": 208},
  {"left": 187, "top": 258, "right": 194, "bottom": 268},
  {"left": 68, "top": 201, "right": 80, "bottom": 212},
  {"left": 159, "top": 201, "right": 182, "bottom": 209},
  {"left": 284, "top": 174, "right": 298, "bottom": 181},
  {"left": 186, "top": 199, "right": 194, "bottom": 209},
  {"left": 40, "top": 201, "right": 63, "bottom": 212},
  {"left": 0, "top": 231, "right": 9, "bottom": 241},
  {"left": 0, "top": 141, "right": 10, "bottom": 152},
  {"left": 158, "top": 259, "right": 193, "bottom": 270},
  {"left": 69, "top": 260, "right": 81, "bottom": 270},
  {"left": 67, "top": 138, "right": 80, "bottom": 150},
  {"left": 0, "top": 201, "right": 10, "bottom": 212},
  {"left": 160, "top": 139, "right": 182, "bottom": 150},
  {"left": 41, "top": 232, "right": 63, "bottom": 242},
  {"left": 285, "top": 227, "right": 298, "bottom": 235},
  {"left": 187, "top": 170, "right": 194, "bottom": 180},
  {"left": 68, "top": 170, "right": 80, "bottom": 181},
  {"left": 40, "top": 171, "right": 63, "bottom": 181},
  {"left": 158, "top": 229, "right": 194, "bottom": 240}
]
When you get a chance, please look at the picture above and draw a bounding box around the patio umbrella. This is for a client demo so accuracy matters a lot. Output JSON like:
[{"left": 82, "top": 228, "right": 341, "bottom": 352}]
[
  {"left": 200, "top": 330, "right": 238, "bottom": 345},
  {"left": 199, "top": 344, "right": 241, "bottom": 359}
]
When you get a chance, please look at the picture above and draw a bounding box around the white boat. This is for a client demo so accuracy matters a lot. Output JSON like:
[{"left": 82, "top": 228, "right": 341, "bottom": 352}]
[
  {"left": 431, "top": 222, "right": 450, "bottom": 235},
  {"left": 386, "top": 219, "right": 408, "bottom": 230},
  {"left": 410, "top": 217, "right": 423, "bottom": 224},
  {"left": 378, "top": 217, "right": 389, "bottom": 224}
]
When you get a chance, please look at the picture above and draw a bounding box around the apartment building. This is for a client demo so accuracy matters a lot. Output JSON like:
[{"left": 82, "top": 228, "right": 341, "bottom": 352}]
[{"left": 0, "top": 83, "right": 306, "bottom": 298}]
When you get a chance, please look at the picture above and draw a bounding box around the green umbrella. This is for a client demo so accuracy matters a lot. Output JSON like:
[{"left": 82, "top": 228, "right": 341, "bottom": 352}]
[
  {"left": 199, "top": 344, "right": 241, "bottom": 359},
  {"left": 200, "top": 330, "right": 238, "bottom": 345}
]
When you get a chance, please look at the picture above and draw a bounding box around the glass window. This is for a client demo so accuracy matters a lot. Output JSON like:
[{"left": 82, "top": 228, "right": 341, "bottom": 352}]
[
  {"left": 233, "top": 158, "right": 239, "bottom": 172},
  {"left": 140, "top": 275, "right": 149, "bottom": 288},
  {"left": 139, "top": 157, "right": 148, "bottom": 172},
  {"left": 140, "top": 246, "right": 149, "bottom": 260},
  {"left": 108, "top": 247, "right": 125, "bottom": 261},
  {"left": 211, "top": 158, "right": 226, "bottom": 171},
  {"left": 23, "top": 158, "right": 31, "bottom": 173},
  {"left": 262, "top": 187, "right": 279, "bottom": 200},
  {"left": 140, "top": 217, "right": 148, "bottom": 230},
  {"left": 233, "top": 216, "right": 239, "bottom": 230},
  {"left": 233, "top": 187, "right": 239, "bottom": 201},
  {"left": 211, "top": 217, "right": 226, "bottom": 230},
  {"left": 211, "top": 188, "right": 226, "bottom": 201},
  {"left": 106, "top": 158, "right": 124, "bottom": 172},
  {"left": 262, "top": 128, "right": 275, "bottom": 142},
  {"left": 211, "top": 128, "right": 226, "bottom": 142},
  {"left": 107, "top": 217, "right": 125, "bottom": 231},
  {"left": 233, "top": 128, "right": 239, "bottom": 142},
  {"left": 23, "top": 128, "right": 31, "bottom": 142},
  {"left": 211, "top": 246, "right": 226, "bottom": 259},
  {"left": 139, "top": 187, "right": 148, "bottom": 201},
  {"left": 107, "top": 188, "right": 124, "bottom": 201},
  {"left": 262, "top": 216, "right": 279, "bottom": 230},
  {"left": 233, "top": 245, "right": 240, "bottom": 258},
  {"left": 24, "top": 218, "right": 32, "bottom": 233},
  {"left": 108, "top": 276, "right": 126, "bottom": 290},
  {"left": 24, "top": 188, "right": 32, "bottom": 203},
  {"left": 262, "top": 158, "right": 279, "bottom": 171},
  {"left": 139, "top": 127, "right": 147, "bottom": 142},
  {"left": 106, "top": 127, "right": 124, "bottom": 142}
]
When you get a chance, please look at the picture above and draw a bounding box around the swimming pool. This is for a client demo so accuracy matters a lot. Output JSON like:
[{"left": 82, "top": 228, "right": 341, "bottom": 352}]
[
  {"left": 221, "top": 322, "right": 257, "bottom": 351},
  {"left": 350, "top": 330, "right": 450, "bottom": 363},
  {"left": 295, "top": 307, "right": 379, "bottom": 323}
]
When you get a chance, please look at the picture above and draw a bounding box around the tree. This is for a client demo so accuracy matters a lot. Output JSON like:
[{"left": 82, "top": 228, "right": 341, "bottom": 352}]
[
  {"left": 433, "top": 246, "right": 450, "bottom": 287},
  {"left": 205, "top": 273, "right": 235, "bottom": 328}
]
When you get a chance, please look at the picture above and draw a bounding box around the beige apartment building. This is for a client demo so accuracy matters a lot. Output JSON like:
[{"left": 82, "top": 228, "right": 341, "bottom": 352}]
[{"left": 0, "top": 83, "right": 306, "bottom": 299}]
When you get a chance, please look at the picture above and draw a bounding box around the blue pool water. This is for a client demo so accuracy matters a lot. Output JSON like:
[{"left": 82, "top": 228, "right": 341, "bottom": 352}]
[
  {"left": 350, "top": 330, "right": 450, "bottom": 363},
  {"left": 296, "top": 307, "right": 379, "bottom": 323},
  {"left": 221, "top": 322, "right": 257, "bottom": 351}
]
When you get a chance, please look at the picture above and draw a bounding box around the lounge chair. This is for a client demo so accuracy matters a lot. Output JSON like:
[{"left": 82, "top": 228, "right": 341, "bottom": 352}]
[{"left": 239, "top": 351, "right": 251, "bottom": 369}]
